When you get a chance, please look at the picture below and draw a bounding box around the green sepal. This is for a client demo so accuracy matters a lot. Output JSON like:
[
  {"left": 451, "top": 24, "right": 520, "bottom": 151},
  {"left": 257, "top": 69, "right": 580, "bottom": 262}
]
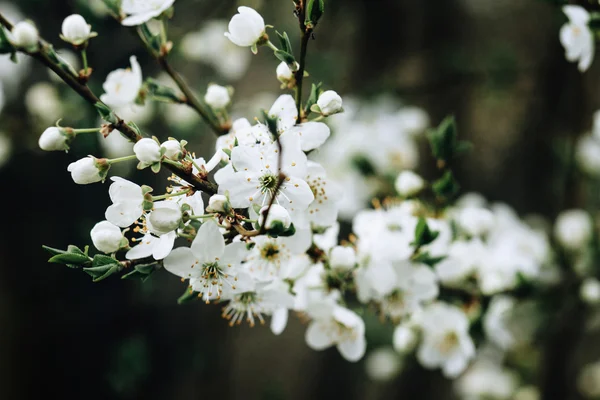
[
  {"left": 411, "top": 217, "right": 440, "bottom": 247},
  {"left": 177, "top": 287, "right": 199, "bottom": 304},
  {"left": 262, "top": 109, "right": 280, "bottom": 137},
  {"left": 101, "top": 0, "right": 122, "bottom": 15},
  {"left": 139, "top": 23, "right": 162, "bottom": 54},
  {"left": 305, "top": 83, "right": 322, "bottom": 114},
  {"left": 150, "top": 162, "right": 162, "bottom": 174},
  {"left": 222, "top": 148, "right": 232, "bottom": 158},
  {"left": 267, "top": 222, "right": 296, "bottom": 238},
  {"left": 274, "top": 50, "right": 296, "bottom": 67}
]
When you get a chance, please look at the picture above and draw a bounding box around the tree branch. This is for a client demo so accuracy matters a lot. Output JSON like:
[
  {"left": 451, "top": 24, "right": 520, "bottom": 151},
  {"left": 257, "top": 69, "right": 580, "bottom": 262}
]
[
  {"left": 294, "top": 1, "right": 313, "bottom": 120},
  {"left": 0, "top": 13, "right": 217, "bottom": 195}
]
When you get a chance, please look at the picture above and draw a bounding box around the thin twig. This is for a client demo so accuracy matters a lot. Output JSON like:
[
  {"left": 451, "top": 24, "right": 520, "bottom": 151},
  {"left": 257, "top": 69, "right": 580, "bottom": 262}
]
[
  {"left": 294, "top": 1, "right": 313, "bottom": 120},
  {"left": 0, "top": 13, "right": 217, "bottom": 195}
]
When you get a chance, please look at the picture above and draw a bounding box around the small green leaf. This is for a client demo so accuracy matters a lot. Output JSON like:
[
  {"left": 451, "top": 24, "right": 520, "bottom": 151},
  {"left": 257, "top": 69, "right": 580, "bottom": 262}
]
[
  {"left": 42, "top": 245, "right": 68, "bottom": 256},
  {"left": 411, "top": 217, "right": 440, "bottom": 247},
  {"left": 274, "top": 50, "right": 296, "bottom": 66},
  {"left": 305, "top": 83, "right": 322, "bottom": 113},
  {"left": 49, "top": 253, "right": 91, "bottom": 265},
  {"left": 432, "top": 170, "right": 460, "bottom": 200},
  {"left": 276, "top": 31, "right": 293, "bottom": 54},
  {"left": 427, "top": 116, "right": 472, "bottom": 163},
  {"left": 262, "top": 109, "right": 279, "bottom": 137},
  {"left": 412, "top": 252, "right": 446, "bottom": 267},
  {"left": 305, "top": 0, "right": 325, "bottom": 27},
  {"left": 95, "top": 102, "right": 119, "bottom": 124},
  {"left": 93, "top": 254, "right": 119, "bottom": 268}
]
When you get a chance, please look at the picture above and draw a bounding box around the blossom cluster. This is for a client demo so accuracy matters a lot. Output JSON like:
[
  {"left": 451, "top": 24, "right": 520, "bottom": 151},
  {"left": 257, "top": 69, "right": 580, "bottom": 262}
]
[{"left": 4, "top": 1, "right": 600, "bottom": 398}]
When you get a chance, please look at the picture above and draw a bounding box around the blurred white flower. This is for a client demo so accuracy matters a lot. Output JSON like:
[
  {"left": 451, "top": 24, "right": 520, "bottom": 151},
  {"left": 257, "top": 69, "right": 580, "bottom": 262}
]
[
  {"left": 0, "top": 131, "right": 11, "bottom": 168},
  {"left": 25, "top": 82, "right": 62, "bottom": 123},
  {"left": 120, "top": 0, "right": 175, "bottom": 26},
  {"left": 204, "top": 84, "right": 231, "bottom": 109},
  {"left": 578, "top": 361, "right": 600, "bottom": 398},
  {"left": 580, "top": 278, "right": 600, "bottom": 305},
  {"left": 365, "top": 347, "right": 402, "bottom": 382},
  {"left": 100, "top": 56, "right": 143, "bottom": 108},
  {"left": 10, "top": 21, "right": 38, "bottom": 49},
  {"left": 455, "top": 360, "right": 518, "bottom": 400},
  {"left": 395, "top": 170, "right": 424, "bottom": 197},
  {"left": 554, "top": 209, "right": 593, "bottom": 251},
  {"left": 560, "top": 5, "right": 594, "bottom": 72}
]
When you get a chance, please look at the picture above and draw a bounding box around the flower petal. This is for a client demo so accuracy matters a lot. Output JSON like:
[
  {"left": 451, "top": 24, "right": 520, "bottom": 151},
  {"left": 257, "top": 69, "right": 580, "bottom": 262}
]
[
  {"left": 163, "top": 247, "right": 200, "bottom": 279},
  {"left": 305, "top": 322, "right": 334, "bottom": 350},
  {"left": 191, "top": 220, "right": 225, "bottom": 263}
]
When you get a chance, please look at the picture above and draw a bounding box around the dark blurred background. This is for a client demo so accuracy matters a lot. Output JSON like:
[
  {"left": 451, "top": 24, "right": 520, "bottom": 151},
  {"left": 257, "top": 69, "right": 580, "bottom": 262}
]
[{"left": 0, "top": 0, "right": 594, "bottom": 399}]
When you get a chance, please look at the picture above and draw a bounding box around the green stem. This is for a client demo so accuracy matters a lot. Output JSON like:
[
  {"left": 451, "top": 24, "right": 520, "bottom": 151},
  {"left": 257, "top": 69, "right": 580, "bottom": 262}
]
[
  {"left": 152, "top": 188, "right": 191, "bottom": 201},
  {"left": 266, "top": 40, "right": 279, "bottom": 52},
  {"left": 81, "top": 48, "right": 88, "bottom": 76},
  {"left": 73, "top": 127, "right": 102, "bottom": 134},
  {"left": 107, "top": 154, "right": 137, "bottom": 165},
  {"left": 188, "top": 214, "right": 216, "bottom": 220},
  {"left": 186, "top": 155, "right": 204, "bottom": 173},
  {"left": 160, "top": 19, "right": 168, "bottom": 45},
  {"left": 294, "top": 14, "right": 313, "bottom": 120},
  {"left": 162, "top": 158, "right": 183, "bottom": 168}
]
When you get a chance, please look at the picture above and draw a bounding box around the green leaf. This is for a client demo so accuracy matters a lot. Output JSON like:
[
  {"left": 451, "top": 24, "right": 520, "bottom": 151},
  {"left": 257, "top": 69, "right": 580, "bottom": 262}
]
[
  {"left": 49, "top": 253, "right": 91, "bottom": 265},
  {"left": 411, "top": 217, "right": 440, "bottom": 247},
  {"left": 0, "top": 27, "right": 16, "bottom": 55},
  {"left": 351, "top": 154, "right": 377, "bottom": 177},
  {"left": 143, "top": 78, "right": 184, "bottom": 104},
  {"left": 93, "top": 254, "right": 119, "bottom": 268},
  {"left": 432, "top": 170, "right": 460, "bottom": 200},
  {"left": 305, "top": 0, "right": 325, "bottom": 27},
  {"left": 83, "top": 264, "right": 122, "bottom": 282},
  {"left": 42, "top": 245, "right": 68, "bottom": 256},
  {"left": 427, "top": 116, "right": 472, "bottom": 163},
  {"left": 412, "top": 252, "right": 446, "bottom": 267},
  {"left": 276, "top": 31, "right": 293, "bottom": 54}
]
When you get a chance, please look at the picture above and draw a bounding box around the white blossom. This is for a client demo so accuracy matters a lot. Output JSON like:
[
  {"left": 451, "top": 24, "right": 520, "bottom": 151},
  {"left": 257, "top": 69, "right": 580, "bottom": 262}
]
[
  {"left": 61, "top": 14, "right": 93, "bottom": 45},
  {"left": 576, "top": 134, "right": 600, "bottom": 176},
  {"left": 456, "top": 360, "right": 518, "bottom": 400},
  {"left": 395, "top": 170, "right": 424, "bottom": 197},
  {"left": 276, "top": 61, "right": 297, "bottom": 84},
  {"left": 457, "top": 206, "right": 495, "bottom": 237},
  {"left": 329, "top": 246, "right": 356, "bottom": 270},
  {"left": 126, "top": 232, "right": 176, "bottom": 261},
  {"left": 10, "top": 21, "right": 38, "bottom": 48},
  {"left": 554, "top": 209, "right": 592, "bottom": 251},
  {"left": 67, "top": 156, "right": 105, "bottom": 185},
  {"left": 160, "top": 139, "right": 183, "bottom": 160},
  {"left": 560, "top": 5, "right": 594, "bottom": 72},
  {"left": 580, "top": 278, "right": 600, "bottom": 305},
  {"left": 305, "top": 300, "right": 367, "bottom": 362},
  {"left": 105, "top": 177, "right": 145, "bottom": 227},
  {"left": 317, "top": 90, "right": 343, "bottom": 116},
  {"left": 120, "top": 0, "right": 175, "bottom": 27},
  {"left": 365, "top": 348, "right": 402, "bottom": 382},
  {"left": 147, "top": 201, "right": 182, "bottom": 235},
  {"left": 259, "top": 204, "right": 292, "bottom": 230},
  {"left": 134, "top": 138, "right": 162, "bottom": 165},
  {"left": 204, "top": 84, "right": 231, "bottom": 109},
  {"left": 224, "top": 7, "right": 266, "bottom": 49},
  {"left": 164, "top": 220, "right": 252, "bottom": 302},
  {"left": 91, "top": 221, "right": 124, "bottom": 254},
  {"left": 416, "top": 302, "right": 476, "bottom": 378},
  {"left": 393, "top": 324, "right": 418, "bottom": 353},
  {"left": 206, "top": 194, "right": 230, "bottom": 213},
  {"left": 100, "top": 56, "right": 143, "bottom": 108},
  {"left": 483, "top": 296, "right": 516, "bottom": 350},
  {"left": 39, "top": 127, "right": 69, "bottom": 152}
]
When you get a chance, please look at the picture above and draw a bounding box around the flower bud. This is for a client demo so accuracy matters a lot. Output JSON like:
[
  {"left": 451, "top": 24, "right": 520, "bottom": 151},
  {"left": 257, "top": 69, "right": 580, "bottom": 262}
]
[
  {"left": 393, "top": 324, "right": 418, "bottom": 353},
  {"left": 260, "top": 204, "right": 291, "bottom": 230},
  {"left": 580, "top": 277, "right": 600, "bottom": 305},
  {"left": 91, "top": 221, "right": 124, "bottom": 253},
  {"left": 394, "top": 170, "right": 424, "bottom": 197},
  {"left": 206, "top": 194, "right": 230, "bottom": 213},
  {"left": 61, "top": 14, "right": 93, "bottom": 45},
  {"left": 224, "top": 6, "right": 266, "bottom": 48},
  {"left": 148, "top": 202, "right": 182, "bottom": 235},
  {"left": 317, "top": 90, "right": 343, "bottom": 116},
  {"left": 11, "top": 21, "right": 39, "bottom": 49},
  {"left": 39, "top": 127, "right": 70, "bottom": 152},
  {"left": 204, "top": 84, "right": 231, "bottom": 109},
  {"left": 134, "top": 138, "right": 162, "bottom": 164},
  {"left": 276, "top": 61, "right": 297, "bottom": 84},
  {"left": 161, "top": 139, "right": 183, "bottom": 160},
  {"left": 457, "top": 207, "right": 495, "bottom": 237},
  {"left": 329, "top": 246, "right": 356, "bottom": 270},
  {"left": 67, "top": 156, "right": 107, "bottom": 185},
  {"left": 554, "top": 209, "right": 593, "bottom": 251}
]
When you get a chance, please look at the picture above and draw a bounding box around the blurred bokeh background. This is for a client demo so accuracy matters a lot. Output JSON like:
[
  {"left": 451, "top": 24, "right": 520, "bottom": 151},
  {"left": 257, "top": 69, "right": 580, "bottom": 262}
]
[{"left": 0, "top": 0, "right": 596, "bottom": 399}]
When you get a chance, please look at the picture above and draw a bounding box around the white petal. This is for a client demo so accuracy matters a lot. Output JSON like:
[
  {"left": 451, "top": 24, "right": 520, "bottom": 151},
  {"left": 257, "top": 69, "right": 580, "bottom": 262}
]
[
  {"left": 191, "top": 220, "right": 225, "bottom": 263},
  {"left": 121, "top": 11, "right": 159, "bottom": 26},
  {"left": 443, "top": 354, "right": 469, "bottom": 378},
  {"left": 279, "top": 177, "right": 314, "bottom": 211},
  {"left": 153, "top": 231, "right": 176, "bottom": 260},
  {"left": 337, "top": 336, "right": 366, "bottom": 362},
  {"left": 221, "top": 242, "right": 249, "bottom": 265},
  {"left": 305, "top": 322, "right": 334, "bottom": 350},
  {"left": 269, "top": 94, "right": 297, "bottom": 132},
  {"left": 105, "top": 203, "right": 142, "bottom": 228},
  {"left": 163, "top": 247, "right": 200, "bottom": 280},
  {"left": 231, "top": 145, "right": 262, "bottom": 172},
  {"left": 270, "top": 307, "right": 288, "bottom": 335},
  {"left": 126, "top": 235, "right": 156, "bottom": 260},
  {"left": 283, "top": 122, "right": 330, "bottom": 151},
  {"left": 563, "top": 5, "right": 590, "bottom": 25}
]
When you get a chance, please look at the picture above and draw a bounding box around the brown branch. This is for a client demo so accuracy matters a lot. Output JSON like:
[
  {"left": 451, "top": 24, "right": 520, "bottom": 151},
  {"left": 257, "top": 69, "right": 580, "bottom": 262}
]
[
  {"left": 294, "top": 1, "right": 313, "bottom": 121},
  {"left": 0, "top": 13, "right": 217, "bottom": 195}
]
